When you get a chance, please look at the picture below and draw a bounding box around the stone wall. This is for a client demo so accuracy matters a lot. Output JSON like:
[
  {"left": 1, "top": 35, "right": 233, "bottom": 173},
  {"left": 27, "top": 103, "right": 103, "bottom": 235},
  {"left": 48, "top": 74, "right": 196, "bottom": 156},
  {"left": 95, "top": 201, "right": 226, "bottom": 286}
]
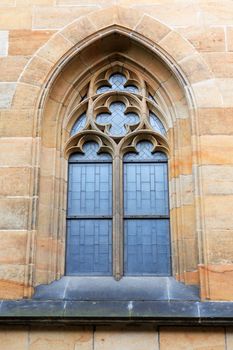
[
  {"left": 0, "top": 325, "right": 232, "bottom": 350},
  {"left": 0, "top": 0, "right": 233, "bottom": 347}
]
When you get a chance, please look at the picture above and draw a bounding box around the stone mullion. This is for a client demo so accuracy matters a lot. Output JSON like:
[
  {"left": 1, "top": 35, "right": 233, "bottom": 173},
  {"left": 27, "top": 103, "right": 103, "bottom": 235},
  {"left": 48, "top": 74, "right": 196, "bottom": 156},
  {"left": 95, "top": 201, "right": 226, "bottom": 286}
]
[{"left": 112, "top": 154, "right": 124, "bottom": 280}]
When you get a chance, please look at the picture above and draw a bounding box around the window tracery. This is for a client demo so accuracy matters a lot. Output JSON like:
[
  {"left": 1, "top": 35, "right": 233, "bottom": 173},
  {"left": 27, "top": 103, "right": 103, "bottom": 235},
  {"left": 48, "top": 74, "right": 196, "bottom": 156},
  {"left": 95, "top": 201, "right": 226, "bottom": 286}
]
[{"left": 65, "top": 65, "right": 170, "bottom": 280}]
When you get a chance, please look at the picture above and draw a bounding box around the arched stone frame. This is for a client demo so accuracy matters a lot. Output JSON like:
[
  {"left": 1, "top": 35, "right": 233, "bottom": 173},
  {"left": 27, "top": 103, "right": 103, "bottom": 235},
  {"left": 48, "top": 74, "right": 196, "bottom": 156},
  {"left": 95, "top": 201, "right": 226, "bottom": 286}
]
[{"left": 12, "top": 6, "right": 222, "bottom": 298}]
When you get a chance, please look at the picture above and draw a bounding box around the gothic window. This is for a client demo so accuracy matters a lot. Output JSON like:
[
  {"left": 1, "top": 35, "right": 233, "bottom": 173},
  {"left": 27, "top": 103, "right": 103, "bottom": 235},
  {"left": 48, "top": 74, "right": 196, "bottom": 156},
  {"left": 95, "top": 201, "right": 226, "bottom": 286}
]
[{"left": 65, "top": 67, "right": 171, "bottom": 279}]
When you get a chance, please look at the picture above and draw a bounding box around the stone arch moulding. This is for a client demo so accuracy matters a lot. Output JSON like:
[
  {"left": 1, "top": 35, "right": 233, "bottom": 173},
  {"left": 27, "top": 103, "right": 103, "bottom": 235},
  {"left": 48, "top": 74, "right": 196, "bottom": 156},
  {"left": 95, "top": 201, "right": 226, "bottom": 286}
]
[{"left": 13, "top": 6, "right": 220, "bottom": 299}]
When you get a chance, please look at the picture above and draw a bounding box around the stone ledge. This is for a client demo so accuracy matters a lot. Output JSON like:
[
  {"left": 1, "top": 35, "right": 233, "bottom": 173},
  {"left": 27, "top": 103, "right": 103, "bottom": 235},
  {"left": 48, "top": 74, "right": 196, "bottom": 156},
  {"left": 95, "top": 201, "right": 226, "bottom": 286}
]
[
  {"left": 0, "top": 300, "right": 233, "bottom": 325},
  {"left": 33, "top": 277, "right": 200, "bottom": 301}
]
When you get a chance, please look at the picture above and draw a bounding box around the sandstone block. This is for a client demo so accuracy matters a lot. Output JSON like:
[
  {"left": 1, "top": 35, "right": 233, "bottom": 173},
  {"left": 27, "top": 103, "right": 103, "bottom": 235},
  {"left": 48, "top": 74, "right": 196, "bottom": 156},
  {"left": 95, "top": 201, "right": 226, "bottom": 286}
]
[
  {"left": 9, "top": 30, "right": 54, "bottom": 56},
  {"left": 0, "top": 198, "right": 30, "bottom": 230},
  {"left": 199, "top": 0, "right": 233, "bottom": 25},
  {"left": 20, "top": 56, "right": 53, "bottom": 87},
  {"left": 207, "top": 229, "right": 233, "bottom": 263},
  {"left": 33, "top": 6, "right": 97, "bottom": 29},
  {"left": 37, "top": 34, "right": 73, "bottom": 64},
  {"left": 227, "top": 26, "right": 233, "bottom": 51},
  {"left": 192, "top": 79, "right": 222, "bottom": 108},
  {"left": 179, "top": 53, "right": 212, "bottom": 84},
  {"left": 198, "top": 108, "right": 233, "bottom": 135},
  {"left": 217, "top": 78, "right": 233, "bottom": 107},
  {"left": 0, "top": 31, "right": 8, "bottom": 57},
  {"left": 62, "top": 17, "right": 97, "bottom": 45},
  {"left": 0, "top": 83, "right": 16, "bottom": 109},
  {"left": 29, "top": 326, "right": 93, "bottom": 350},
  {"left": 0, "top": 56, "right": 29, "bottom": 82},
  {"left": 95, "top": 325, "right": 158, "bottom": 350},
  {"left": 201, "top": 165, "right": 233, "bottom": 195},
  {"left": 159, "top": 31, "right": 195, "bottom": 62},
  {"left": 0, "top": 231, "right": 27, "bottom": 265},
  {"left": 0, "top": 109, "right": 34, "bottom": 137},
  {"left": 197, "top": 135, "right": 233, "bottom": 165},
  {"left": 0, "top": 327, "right": 28, "bottom": 350},
  {"left": 0, "top": 137, "right": 32, "bottom": 166},
  {"left": 203, "top": 52, "right": 233, "bottom": 78},
  {"left": 203, "top": 195, "right": 233, "bottom": 230},
  {"left": 0, "top": 8, "right": 32, "bottom": 30},
  {"left": 199, "top": 264, "right": 233, "bottom": 300},
  {"left": 160, "top": 326, "right": 225, "bottom": 349},
  {"left": 226, "top": 328, "right": 233, "bottom": 350},
  {"left": 12, "top": 83, "right": 40, "bottom": 109},
  {"left": 130, "top": 2, "right": 199, "bottom": 27},
  {"left": 177, "top": 26, "right": 225, "bottom": 52},
  {"left": 134, "top": 14, "right": 170, "bottom": 44},
  {"left": 0, "top": 167, "right": 30, "bottom": 196}
]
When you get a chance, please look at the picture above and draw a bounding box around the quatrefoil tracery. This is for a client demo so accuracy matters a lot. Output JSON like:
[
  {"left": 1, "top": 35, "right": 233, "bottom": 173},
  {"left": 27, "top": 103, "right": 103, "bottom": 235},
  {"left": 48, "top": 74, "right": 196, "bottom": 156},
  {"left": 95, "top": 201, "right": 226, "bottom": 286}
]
[
  {"left": 96, "top": 101, "right": 140, "bottom": 137},
  {"left": 67, "top": 67, "right": 168, "bottom": 155}
]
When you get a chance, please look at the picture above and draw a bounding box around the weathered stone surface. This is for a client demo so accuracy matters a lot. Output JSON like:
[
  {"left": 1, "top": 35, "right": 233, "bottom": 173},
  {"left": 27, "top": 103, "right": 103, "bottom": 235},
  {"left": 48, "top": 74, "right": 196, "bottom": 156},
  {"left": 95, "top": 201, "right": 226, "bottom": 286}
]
[
  {"left": 0, "top": 109, "right": 34, "bottom": 137},
  {"left": 160, "top": 326, "right": 225, "bottom": 350},
  {"left": 199, "top": 264, "right": 233, "bottom": 301},
  {"left": 0, "top": 198, "right": 30, "bottom": 230},
  {"left": 177, "top": 26, "right": 225, "bottom": 52},
  {"left": 0, "top": 83, "right": 16, "bottom": 109},
  {"left": 0, "top": 231, "right": 27, "bottom": 265},
  {"left": 9, "top": 30, "right": 54, "bottom": 56},
  {"left": 29, "top": 326, "right": 93, "bottom": 350},
  {"left": 0, "top": 327, "right": 28, "bottom": 350},
  {"left": 95, "top": 325, "right": 158, "bottom": 350},
  {"left": 0, "top": 31, "right": 8, "bottom": 57},
  {"left": 0, "top": 137, "right": 32, "bottom": 166},
  {"left": 0, "top": 167, "right": 30, "bottom": 196},
  {"left": 0, "top": 56, "right": 29, "bottom": 82},
  {"left": 33, "top": 6, "right": 97, "bottom": 29},
  {"left": 0, "top": 7, "right": 32, "bottom": 30}
]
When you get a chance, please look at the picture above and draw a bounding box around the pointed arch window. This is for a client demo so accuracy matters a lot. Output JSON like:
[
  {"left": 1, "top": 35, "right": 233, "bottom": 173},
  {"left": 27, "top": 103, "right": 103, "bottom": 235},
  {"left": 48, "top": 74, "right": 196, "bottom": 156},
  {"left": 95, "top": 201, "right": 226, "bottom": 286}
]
[{"left": 65, "top": 66, "right": 171, "bottom": 279}]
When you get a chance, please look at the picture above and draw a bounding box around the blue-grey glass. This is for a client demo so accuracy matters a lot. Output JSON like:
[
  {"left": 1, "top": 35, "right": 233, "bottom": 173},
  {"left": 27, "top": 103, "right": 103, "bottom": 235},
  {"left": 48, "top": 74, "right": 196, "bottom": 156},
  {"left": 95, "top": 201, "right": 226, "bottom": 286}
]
[
  {"left": 68, "top": 163, "right": 112, "bottom": 216},
  {"left": 149, "top": 112, "right": 166, "bottom": 135},
  {"left": 70, "top": 113, "right": 87, "bottom": 136},
  {"left": 124, "top": 219, "right": 170, "bottom": 275},
  {"left": 124, "top": 141, "right": 167, "bottom": 162},
  {"left": 96, "top": 101, "right": 139, "bottom": 136},
  {"left": 96, "top": 73, "right": 138, "bottom": 94},
  {"left": 66, "top": 219, "right": 112, "bottom": 275},
  {"left": 69, "top": 142, "right": 112, "bottom": 161},
  {"left": 124, "top": 163, "right": 168, "bottom": 215}
]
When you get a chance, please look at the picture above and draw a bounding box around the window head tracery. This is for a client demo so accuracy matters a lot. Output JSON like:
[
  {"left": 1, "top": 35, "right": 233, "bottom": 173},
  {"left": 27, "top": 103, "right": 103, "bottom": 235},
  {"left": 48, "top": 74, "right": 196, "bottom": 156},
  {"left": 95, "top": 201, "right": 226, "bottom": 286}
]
[{"left": 67, "top": 65, "right": 168, "bottom": 146}]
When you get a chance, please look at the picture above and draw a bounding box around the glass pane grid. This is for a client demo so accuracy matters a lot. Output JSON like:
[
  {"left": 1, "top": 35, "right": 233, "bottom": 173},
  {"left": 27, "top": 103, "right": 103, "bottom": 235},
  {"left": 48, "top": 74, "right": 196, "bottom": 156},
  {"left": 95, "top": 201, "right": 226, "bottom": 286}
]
[
  {"left": 66, "top": 141, "right": 112, "bottom": 275},
  {"left": 123, "top": 141, "right": 170, "bottom": 276},
  {"left": 66, "top": 219, "right": 112, "bottom": 275}
]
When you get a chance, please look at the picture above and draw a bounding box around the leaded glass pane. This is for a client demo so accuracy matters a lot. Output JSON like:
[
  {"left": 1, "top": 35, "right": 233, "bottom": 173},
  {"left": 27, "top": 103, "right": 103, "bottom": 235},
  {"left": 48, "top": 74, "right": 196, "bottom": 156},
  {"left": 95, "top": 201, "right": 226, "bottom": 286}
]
[
  {"left": 96, "top": 73, "right": 138, "bottom": 94},
  {"left": 124, "top": 141, "right": 167, "bottom": 162},
  {"left": 66, "top": 219, "right": 112, "bottom": 275},
  {"left": 124, "top": 163, "right": 168, "bottom": 215},
  {"left": 67, "top": 141, "right": 112, "bottom": 276},
  {"left": 124, "top": 219, "right": 170, "bottom": 275},
  {"left": 70, "top": 113, "right": 86, "bottom": 136},
  {"left": 149, "top": 112, "right": 166, "bottom": 135},
  {"left": 68, "top": 163, "right": 112, "bottom": 216},
  {"left": 96, "top": 101, "right": 139, "bottom": 136},
  {"left": 69, "top": 142, "right": 112, "bottom": 161}
]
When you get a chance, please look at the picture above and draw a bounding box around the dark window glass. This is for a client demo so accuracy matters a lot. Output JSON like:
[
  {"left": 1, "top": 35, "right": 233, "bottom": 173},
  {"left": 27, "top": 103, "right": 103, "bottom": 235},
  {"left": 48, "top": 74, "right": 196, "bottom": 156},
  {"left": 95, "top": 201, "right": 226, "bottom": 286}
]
[
  {"left": 66, "top": 142, "right": 112, "bottom": 275},
  {"left": 123, "top": 141, "right": 171, "bottom": 275}
]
